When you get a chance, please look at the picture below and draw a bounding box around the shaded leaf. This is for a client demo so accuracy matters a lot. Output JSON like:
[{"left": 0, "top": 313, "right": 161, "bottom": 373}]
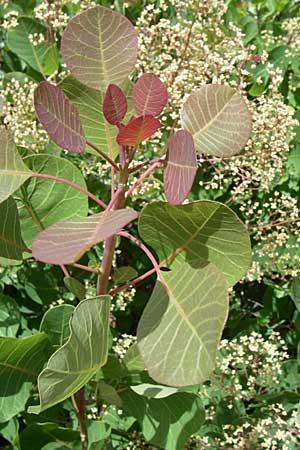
[
  {"left": 32, "top": 208, "right": 137, "bottom": 265},
  {"left": 117, "top": 115, "right": 160, "bottom": 148},
  {"left": 0, "top": 418, "right": 20, "bottom": 449},
  {"left": 131, "top": 383, "right": 179, "bottom": 399},
  {"left": 123, "top": 343, "right": 145, "bottom": 372},
  {"left": 87, "top": 421, "right": 111, "bottom": 450},
  {"left": 0, "top": 128, "right": 31, "bottom": 204},
  {"left": 20, "top": 423, "right": 80, "bottom": 450},
  {"left": 34, "top": 81, "right": 85, "bottom": 153},
  {"left": 6, "top": 18, "right": 49, "bottom": 75},
  {"left": 61, "top": 5, "right": 138, "bottom": 90},
  {"left": 97, "top": 380, "right": 122, "bottom": 407},
  {"left": 137, "top": 262, "right": 228, "bottom": 386},
  {"left": 164, "top": 130, "right": 197, "bottom": 205},
  {"left": 121, "top": 389, "right": 205, "bottom": 450},
  {"left": 138, "top": 200, "right": 251, "bottom": 287},
  {"left": 31, "top": 296, "right": 110, "bottom": 412},
  {"left": 0, "top": 294, "right": 21, "bottom": 337},
  {"left": 133, "top": 73, "right": 168, "bottom": 116},
  {"left": 181, "top": 84, "right": 252, "bottom": 157},
  {"left": 113, "top": 266, "right": 138, "bottom": 286},
  {"left": 40, "top": 304, "right": 75, "bottom": 349},
  {"left": 64, "top": 277, "right": 86, "bottom": 301},
  {"left": 103, "top": 84, "right": 127, "bottom": 125},
  {"left": 0, "top": 333, "right": 50, "bottom": 422},
  {"left": 291, "top": 277, "right": 300, "bottom": 312},
  {"left": 0, "top": 196, "right": 27, "bottom": 260},
  {"left": 18, "top": 154, "right": 88, "bottom": 248}
]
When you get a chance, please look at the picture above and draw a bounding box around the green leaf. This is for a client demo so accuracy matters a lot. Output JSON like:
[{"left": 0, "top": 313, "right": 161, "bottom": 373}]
[
  {"left": 291, "top": 278, "right": 300, "bottom": 312},
  {"left": 87, "top": 420, "right": 111, "bottom": 450},
  {"left": 61, "top": 5, "right": 138, "bottom": 90},
  {"left": 181, "top": 85, "right": 252, "bottom": 157},
  {"left": 6, "top": 18, "right": 51, "bottom": 75},
  {"left": 113, "top": 266, "right": 138, "bottom": 286},
  {"left": 31, "top": 296, "right": 111, "bottom": 413},
  {"left": 0, "top": 127, "right": 31, "bottom": 204},
  {"left": 0, "top": 418, "right": 20, "bottom": 449},
  {"left": 97, "top": 380, "right": 122, "bottom": 407},
  {"left": 0, "top": 196, "right": 27, "bottom": 260},
  {"left": 60, "top": 75, "right": 133, "bottom": 158},
  {"left": 0, "top": 294, "right": 21, "bottom": 337},
  {"left": 64, "top": 277, "right": 86, "bottom": 301},
  {"left": 121, "top": 390, "right": 205, "bottom": 450},
  {"left": 0, "top": 333, "right": 50, "bottom": 422},
  {"left": 20, "top": 423, "right": 80, "bottom": 450},
  {"left": 18, "top": 154, "right": 89, "bottom": 247},
  {"left": 123, "top": 343, "right": 145, "bottom": 372},
  {"left": 138, "top": 200, "right": 251, "bottom": 287},
  {"left": 137, "top": 262, "right": 228, "bottom": 386},
  {"left": 40, "top": 304, "right": 75, "bottom": 349},
  {"left": 131, "top": 383, "right": 179, "bottom": 399},
  {"left": 41, "top": 45, "right": 59, "bottom": 75}
]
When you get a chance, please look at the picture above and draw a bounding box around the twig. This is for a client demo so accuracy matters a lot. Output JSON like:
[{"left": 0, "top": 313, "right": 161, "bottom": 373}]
[
  {"left": 126, "top": 162, "right": 161, "bottom": 198},
  {"left": 72, "top": 388, "right": 87, "bottom": 449},
  {"left": 86, "top": 140, "right": 119, "bottom": 171},
  {"left": 71, "top": 263, "right": 100, "bottom": 274}
]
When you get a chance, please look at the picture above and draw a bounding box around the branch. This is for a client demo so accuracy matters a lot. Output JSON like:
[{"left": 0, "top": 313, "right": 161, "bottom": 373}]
[
  {"left": 129, "top": 158, "right": 165, "bottom": 174},
  {"left": 86, "top": 139, "right": 119, "bottom": 171},
  {"left": 126, "top": 161, "right": 161, "bottom": 198},
  {"left": 71, "top": 263, "right": 100, "bottom": 274},
  {"left": 72, "top": 388, "right": 87, "bottom": 449}
]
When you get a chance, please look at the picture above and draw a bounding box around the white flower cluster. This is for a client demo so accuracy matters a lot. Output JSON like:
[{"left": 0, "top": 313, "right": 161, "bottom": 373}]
[
  {"left": 112, "top": 287, "right": 136, "bottom": 312},
  {"left": 28, "top": 32, "right": 45, "bottom": 46},
  {"left": 113, "top": 334, "right": 137, "bottom": 359}
]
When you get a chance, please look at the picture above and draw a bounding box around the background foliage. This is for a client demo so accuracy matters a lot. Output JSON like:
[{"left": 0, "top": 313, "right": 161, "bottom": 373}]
[{"left": 0, "top": 0, "right": 300, "bottom": 449}]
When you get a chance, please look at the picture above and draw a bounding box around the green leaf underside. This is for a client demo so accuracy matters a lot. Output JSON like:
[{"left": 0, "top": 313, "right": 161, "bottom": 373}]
[
  {"left": 18, "top": 154, "right": 88, "bottom": 247},
  {"left": 60, "top": 75, "right": 132, "bottom": 158},
  {"left": 137, "top": 262, "right": 228, "bottom": 386},
  {"left": 31, "top": 296, "right": 110, "bottom": 413},
  {"left": 138, "top": 200, "right": 251, "bottom": 287},
  {"left": 6, "top": 18, "right": 49, "bottom": 74},
  {"left": 0, "top": 196, "right": 27, "bottom": 260},
  {"left": 121, "top": 390, "right": 205, "bottom": 450},
  {"left": 0, "top": 333, "right": 50, "bottom": 422},
  {"left": 0, "top": 294, "right": 21, "bottom": 337},
  {"left": 181, "top": 84, "right": 252, "bottom": 157},
  {"left": 64, "top": 276, "right": 86, "bottom": 301},
  {"left": 123, "top": 343, "right": 145, "bottom": 372},
  {"left": 61, "top": 5, "right": 138, "bottom": 91},
  {"left": 0, "top": 128, "right": 31, "bottom": 204},
  {"left": 32, "top": 208, "right": 138, "bottom": 265},
  {"left": 40, "top": 304, "right": 75, "bottom": 349},
  {"left": 131, "top": 383, "right": 179, "bottom": 399}
]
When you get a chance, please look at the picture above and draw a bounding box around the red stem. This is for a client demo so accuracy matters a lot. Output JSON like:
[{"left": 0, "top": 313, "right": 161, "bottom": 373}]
[
  {"left": 86, "top": 140, "right": 119, "bottom": 171},
  {"left": 71, "top": 263, "right": 99, "bottom": 274},
  {"left": 126, "top": 162, "right": 161, "bottom": 198}
]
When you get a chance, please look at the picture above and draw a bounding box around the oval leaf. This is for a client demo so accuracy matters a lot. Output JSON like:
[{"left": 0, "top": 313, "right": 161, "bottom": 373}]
[
  {"left": 0, "top": 197, "right": 27, "bottom": 260},
  {"left": 164, "top": 130, "right": 197, "bottom": 205},
  {"left": 137, "top": 262, "right": 228, "bottom": 386},
  {"left": 133, "top": 73, "right": 168, "bottom": 116},
  {"left": 0, "top": 128, "right": 31, "bottom": 204},
  {"left": 61, "top": 5, "right": 138, "bottom": 90},
  {"left": 34, "top": 81, "right": 85, "bottom": 153},
  {"left": 32, "top": 209, "right": 138, "bottom": 265},
  {"left": 138, "top": 200, "right": 251, "bottom": 287},
  {"left": 40, "top": 304, "right": 75, "bottom": 349},
  {"left": 103, "top": 84, "right": 127, "bottom": 125},
  {"left": 117, "top": 115, "right": 160, "bottom": 148},
  {"left": 181, "top": 84, "right": 252, "bottom": 157},
  {"left": 30, "top": 296, "right": 110, "bottom": 413}
]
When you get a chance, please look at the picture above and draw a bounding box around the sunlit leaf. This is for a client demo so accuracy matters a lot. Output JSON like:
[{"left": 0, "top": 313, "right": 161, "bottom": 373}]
[
  {"left": 139, "top": 200, "right": 251, "bottom": 287},
  {"left": 164, "top": 130, "right": 197, "bottom": 205},
  {"left": 117, "top": 115, "right": 160, "bottom": 148},
  {"left": 103, "top": 84, "right": 127, "bottom": 125},
  {"left": 40, "top": 304, "right": 75, "bottom": 349},
  {"left": 181, "top": 84, "right": 252, "bottom": 157},
  {"left": 61, "top": 5, "right": 138, "bottom": 90},
  {"left": 133, "top": 73, "right": 168, "bottom": 116},
  {"left": 137, "top": 262, "right": 228, "bottom": 386},
  {"left": 0, "top": 197, "right": 27, "bottom": 260},
  {"left": 121, "top": 389, "right": 205, "bottom": 450},
  {"left": 123, "top": 343, "right": 145, "bottom": 372},
  {"left": 32, "top": 209, "right": 137, "bottom": 265},
  {"left": 0, "top": 333, "right": 50, "bottom": 422},
  {"left": 31, "top": 296, "right": 110, "bottom": 412},
  {"left": 131, "top": 383, "right": 179, "bottom": 399},
  {"left": 18, "top": 154, "right": 88, "bottom": 247},
  {"left": 34, "top": 81, "right": 85, "bottom": 153},
  {"left": 0, "top": 128, "right": 31, "bottom": 204}
]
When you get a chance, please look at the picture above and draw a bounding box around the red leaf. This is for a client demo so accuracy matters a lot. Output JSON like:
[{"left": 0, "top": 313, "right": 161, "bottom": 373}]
[
  {"left": 164, "top": 130, "right": 197, "bottom": 205},
  {"left": 116, "top": 115, "right": 160, "bottom": 148},
  {"left": 133, "top": 73, "right": 168, "bottom": 116},
  {"left": 103, "top": 84, "right": 127, "bottom": 125},
  {"left": 34, "top": 81, "right": 85, "bottom": 153}
]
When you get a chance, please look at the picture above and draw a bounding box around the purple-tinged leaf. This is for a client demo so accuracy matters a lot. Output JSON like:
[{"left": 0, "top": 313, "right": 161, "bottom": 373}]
[
  {"left": 133, "top": 73, "right": 168, "bottom": 116},
  {"left": 164, "top": 130, "right": 197, "bottom": 205},
  {"left": 32, "top": 209, "right": 137, "bottom": 265},
  {"left": 34, "top": 81, "right": 85, "bottom": 153},
  {"left": 61, "top": 5, "right": 138, "bottom": 91},
  {"left": 117, "top": 115, "right": 160, "bottom": 148},
  {"left": 103, "top": 84, "right": 127, "bottom": 125}
]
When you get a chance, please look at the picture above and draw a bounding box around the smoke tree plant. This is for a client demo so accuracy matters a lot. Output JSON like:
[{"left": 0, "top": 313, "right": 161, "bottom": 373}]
[{"left": 0, "top": 5, "right": 252, "bottom": 450}]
